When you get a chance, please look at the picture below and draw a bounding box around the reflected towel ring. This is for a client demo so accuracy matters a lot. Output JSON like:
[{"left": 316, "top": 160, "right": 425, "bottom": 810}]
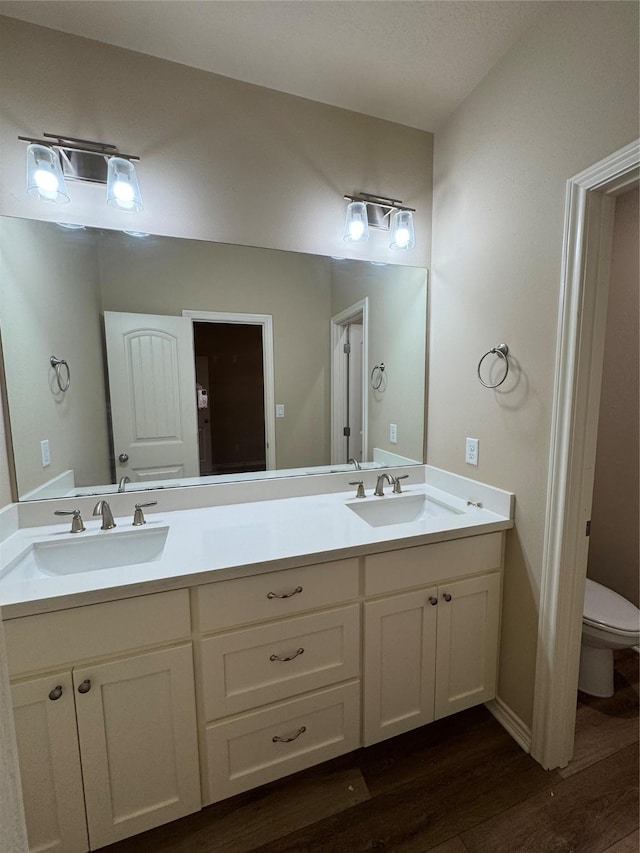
[
  {"left": 50, "top": 356, "right": 71, "bottom": 392},
  {"left": 477, "top": 344, "right": 509, "bottom": 389},
  {"left": 370, "top": 362, "right": 385, "bottom": 390}
]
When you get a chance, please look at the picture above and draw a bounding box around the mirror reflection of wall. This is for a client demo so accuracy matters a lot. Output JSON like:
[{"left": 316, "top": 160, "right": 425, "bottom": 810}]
[{"left": 0, "top": 216, "right": 428, "bottom": 500}]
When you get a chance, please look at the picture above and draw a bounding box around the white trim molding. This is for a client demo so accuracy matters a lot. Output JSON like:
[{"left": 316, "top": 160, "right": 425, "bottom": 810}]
[
  {"left": 486, "top": 697, "right": 532, "bottom": 754},
  {"left": 531, "top": 139, "right": 639, "bottom": 770},
  {"left": 182, "top": 310, "right": 277, "bottom": 471}
]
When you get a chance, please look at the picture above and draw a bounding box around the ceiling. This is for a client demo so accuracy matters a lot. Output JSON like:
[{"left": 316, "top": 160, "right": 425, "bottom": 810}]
[{"left": 0, "top": 1, "right": 549, "bottom": 132}]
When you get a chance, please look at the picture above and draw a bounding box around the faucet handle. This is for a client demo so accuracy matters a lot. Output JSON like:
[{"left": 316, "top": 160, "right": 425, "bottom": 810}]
[
  {"left": 133, "top": 501, "right": 157, "bottom": 526},
  {"left": 54, "top": 509, "right": 85, "bottom": 533},
  {"left": 392, "top": 474, "right": 409, "bottom": 494},
  {"left": 348, "top": 480, "right": 366, "bottom": 499}
]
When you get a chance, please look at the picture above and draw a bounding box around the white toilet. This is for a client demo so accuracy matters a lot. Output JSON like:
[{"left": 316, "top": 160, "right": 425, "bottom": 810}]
[{"left": 579, "top": 578, "right": 640, "bottom": 697}]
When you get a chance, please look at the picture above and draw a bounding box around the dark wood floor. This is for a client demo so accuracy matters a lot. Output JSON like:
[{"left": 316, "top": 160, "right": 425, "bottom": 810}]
[{"left": 103, "top": 650, "right": 639, "bottom": 853}]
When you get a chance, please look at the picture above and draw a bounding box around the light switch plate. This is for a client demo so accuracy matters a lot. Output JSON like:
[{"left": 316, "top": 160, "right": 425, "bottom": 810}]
[
  {"left": 41, "top": 439, "right": 51, "bottom": 467},
  {"left": 275, "top": 404, "right": 285, "bottom": 418},
  {"left": 390, "top": 423, "right": 398, "bottom": 444}
]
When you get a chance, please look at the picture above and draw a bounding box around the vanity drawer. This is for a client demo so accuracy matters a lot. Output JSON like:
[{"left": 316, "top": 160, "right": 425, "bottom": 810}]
[
  {"left": 200, "top": 604, "right": 360, "bottom": 719},
  {"left": 4, "top": 590, "right": 191, "bottom": 676},
  {"left": 196, "top": 558, "right": 360, "bottom": 632},
  {"left": 204, "top": 680, "right": 360, "bottom": 803},
  {"left": 365, "top": 533, "right": 503, "bottom": 597}
]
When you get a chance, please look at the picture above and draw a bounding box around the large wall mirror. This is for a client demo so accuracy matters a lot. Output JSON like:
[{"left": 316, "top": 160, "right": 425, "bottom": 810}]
[{"left": 0, "top": 216, "right": 428, "bottom": 501}]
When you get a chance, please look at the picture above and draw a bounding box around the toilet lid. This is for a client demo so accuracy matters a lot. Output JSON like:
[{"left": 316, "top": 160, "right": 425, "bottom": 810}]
[{"left": 584, "top": 578, "right": 640, "bottom": 634}]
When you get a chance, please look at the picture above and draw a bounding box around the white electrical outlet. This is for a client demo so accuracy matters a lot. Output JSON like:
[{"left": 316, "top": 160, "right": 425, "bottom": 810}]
[
  {"left": 465, "top": 437, "right": 479, "bottom": 466},
  {"left": 390, "top": 423, "right": 398, "bottom": 444},
  {"left": 40, "top": 439, "right": 51, "bottom": 467}
]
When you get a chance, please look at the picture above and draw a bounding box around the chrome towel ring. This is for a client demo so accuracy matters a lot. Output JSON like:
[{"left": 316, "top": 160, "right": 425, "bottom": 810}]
[
  {"left": 477, "top": 343, "right": 509, "bottom": 389},
  {"left": 50, "top": 356, "right": 71, "bottom": 392},
  {"left": 370, "top": 362, "right": 385, "bottom": 390}
]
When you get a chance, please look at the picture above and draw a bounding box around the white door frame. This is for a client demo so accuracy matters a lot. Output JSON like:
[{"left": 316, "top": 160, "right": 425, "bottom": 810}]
[
  {"left": 330, "top": 298, "right": 369, "bottom": 465},
  {"left": 182, "top": 310, "right": 276, "bottom": 470},
  {"left": 530, "top": 139, "right": 639, "bottom": 770}
]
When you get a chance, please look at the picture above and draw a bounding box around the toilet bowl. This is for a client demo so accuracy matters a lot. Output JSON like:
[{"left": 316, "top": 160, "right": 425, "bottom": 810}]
[{"left": 579, "top": 578, "right": 640, "bottom": 697}]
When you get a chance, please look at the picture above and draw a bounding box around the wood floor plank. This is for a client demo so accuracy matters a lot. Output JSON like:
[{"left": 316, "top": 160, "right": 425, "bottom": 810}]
[
  {"left": 602, "top": 829, "right": 640, "bottom": 852},
  {"left": 423, "top": 838, "right": 470, "bottom": 853},
  {"left": 560, "top": 650, "right": 639, "bottom": 778},
  {"left": 99, "top": 765, "right": 370, "bottom": 853},
  {"left": 460, "top": 743, "right": 639, "bottom": 853},
  {"left": 252, "top": 721, "right": 558, "bottom": 852}
]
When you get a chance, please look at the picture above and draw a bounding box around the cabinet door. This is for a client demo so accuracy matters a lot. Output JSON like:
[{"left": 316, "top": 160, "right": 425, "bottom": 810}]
[
  {"left": 363, "top": 588, "right": 437, "bottom": 745},
  {"left": 12, "top": 673, "right": 88, "bottom": 853},
  {"left": 434, "top": 573, "right": 501, "bottom": 720},
  {"left": 73, "top": 645, "right": 201, "bottom": 850}
]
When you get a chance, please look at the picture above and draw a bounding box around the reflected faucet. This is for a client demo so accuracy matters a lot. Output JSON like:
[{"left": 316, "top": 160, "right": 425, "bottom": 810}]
[
  {"left": 374, "top": 473, "right": 394, "bottom": 496},
  {"left": 118, "top": 476, "right": 131, "bottom": 493},
  {"left": 348, "top": 458, "right": 361, "bottom": 471},
  {"left": 93, "top": 500, "right": 116, "bottom": 530}
]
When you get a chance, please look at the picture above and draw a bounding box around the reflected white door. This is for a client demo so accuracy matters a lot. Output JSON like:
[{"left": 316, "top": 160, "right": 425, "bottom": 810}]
[{"left": 104, "top": 312, "right": 199, "bottom": 482}]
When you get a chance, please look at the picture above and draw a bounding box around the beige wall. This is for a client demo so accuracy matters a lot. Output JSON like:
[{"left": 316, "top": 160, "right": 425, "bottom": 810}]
[
  {"left": 331, "top": 263, "right": 427, "bottom": 462},
  {"left": 587, "top": 188, "right": 639, "bottom": 607},
  {"left": 430, "top": 1, "right": 639, "bottom": 726},
  {"left": 0, "top": 15, "right": 433, "bottom": 506},
  {"left": 98, "top": 236, "right": 333, "bottom": 470},
  {"left": 0, "top": 219, "right": 111, "bottom": 497}
]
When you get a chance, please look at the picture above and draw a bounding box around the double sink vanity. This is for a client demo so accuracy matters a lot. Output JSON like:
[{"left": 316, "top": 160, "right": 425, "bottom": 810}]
[{"left": 0, "top": 466, "right": 514, "bottom": 852}]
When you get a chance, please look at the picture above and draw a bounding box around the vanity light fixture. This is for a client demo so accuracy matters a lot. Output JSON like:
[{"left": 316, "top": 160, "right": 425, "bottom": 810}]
[
  {"left": 343, "top": 192, "right": 416, "bottom": 250},
  {"left": 19, "top": 133, "right": 143, "bottom": 212}
]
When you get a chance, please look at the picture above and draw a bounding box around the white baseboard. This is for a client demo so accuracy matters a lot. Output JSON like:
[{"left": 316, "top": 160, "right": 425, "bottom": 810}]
[{"left": 486, "top": 696, "right": 532, "bottom": 753}]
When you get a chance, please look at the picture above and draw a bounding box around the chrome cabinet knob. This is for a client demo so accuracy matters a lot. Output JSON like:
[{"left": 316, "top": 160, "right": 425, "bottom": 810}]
[
  {"left": 48, "top": 685, "right": 63, "bottom": 701},
  {"left": 77, "top": 679, "right": 92, "bottom": 694},
  {"left": 428, "top": 596, "right": 438, "bottom": 606},
  {"left": 118, "top": 453, "right": 129, "bottom": 464},
  {"left": 443, "top": 593, "right": 452, "bottom": 602}
]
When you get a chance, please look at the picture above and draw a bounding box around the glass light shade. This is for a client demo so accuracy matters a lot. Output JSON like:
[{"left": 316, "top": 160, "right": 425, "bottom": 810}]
[
  {"left": 106, "top": 156, "right": 143, "bottom": 212},
  {"left": 390, "top": 209, "right": 415, "bottom": 250},
  {"left": 26, "top": 143, "right": 70, "bottom": 204},
  {"left": 343, "top": 200, "right": 369, "bottom": 242}
]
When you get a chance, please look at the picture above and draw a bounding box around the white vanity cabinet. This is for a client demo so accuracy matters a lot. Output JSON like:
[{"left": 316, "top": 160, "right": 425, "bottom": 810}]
[
  {"left": 5, "top": 590, "right": 201, "bottom": 853},
  {"left": 363, "top": 532, "right": 503, "bottom": 745},
  {"left": 194, "top": 558, "right": 362, "bottom": 804}
]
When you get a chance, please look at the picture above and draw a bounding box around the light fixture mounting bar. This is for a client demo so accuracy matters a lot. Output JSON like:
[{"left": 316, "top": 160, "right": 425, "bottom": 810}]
[
  {"left": 18, "top": 134, "right": 140, "bottom": 162},
  {"left": 343, "top": 192, "right": 415, "bottom": 213}
]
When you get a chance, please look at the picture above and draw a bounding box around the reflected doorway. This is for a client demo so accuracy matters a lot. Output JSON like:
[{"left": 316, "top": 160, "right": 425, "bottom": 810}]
[
  {"left": 193, "top": 322, "right": 266, "bottom": 475},
  {"left": 331, "top": 298, "right": 368, "bottom": 465}
]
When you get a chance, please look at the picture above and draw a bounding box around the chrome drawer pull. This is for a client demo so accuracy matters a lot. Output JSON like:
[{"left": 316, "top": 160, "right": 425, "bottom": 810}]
[
  {"left": 267, "top": 586, "right": 303, "bottom": 600},
  {"left": 270, "top": 647, "right": 304, "bottom": 662},
  {"left": 272, "top": 725, "right": 306, "bottom": 743}
]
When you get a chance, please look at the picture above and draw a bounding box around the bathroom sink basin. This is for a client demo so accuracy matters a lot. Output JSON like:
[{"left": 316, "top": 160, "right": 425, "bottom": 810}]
[
  {"left": 346, "top": 493, "right": 460, "bottom": 528},
  {"left": 8, "top": 526, "right": 169, "bottom": 578}
]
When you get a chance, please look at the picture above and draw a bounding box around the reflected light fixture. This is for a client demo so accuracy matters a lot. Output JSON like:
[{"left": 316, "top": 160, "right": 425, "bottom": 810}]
[
  {"left": 19, "top": 133, "right": 143, "bottom": 212},
  {"left": 343, "top": 192, "right": 416, "bottom": 250}
]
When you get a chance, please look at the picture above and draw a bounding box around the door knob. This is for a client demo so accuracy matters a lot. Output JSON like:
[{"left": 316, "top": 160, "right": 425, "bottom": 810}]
[{"left": 118, "top": 453, "right": 129, "bottom": 464}]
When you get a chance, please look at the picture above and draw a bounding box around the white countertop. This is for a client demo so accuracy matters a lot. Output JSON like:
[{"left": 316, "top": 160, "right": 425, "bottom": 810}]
[{"left": 0, "top": 477, "right": 514, "bottom": 619}]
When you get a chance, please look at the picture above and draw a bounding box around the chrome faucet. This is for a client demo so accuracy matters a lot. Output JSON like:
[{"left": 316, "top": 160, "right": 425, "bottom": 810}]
[
  {"left": 348, "top": 457, "right": 361, "bottom": 471},
  {"left": 118, "top": 476, "right": 131, "bottom": 493},
  {"left": 374, "top": 473, "right": 394, "bottom": 496},
  {"left": 93, "top": 500, "right": 116, "bottom": 530}
]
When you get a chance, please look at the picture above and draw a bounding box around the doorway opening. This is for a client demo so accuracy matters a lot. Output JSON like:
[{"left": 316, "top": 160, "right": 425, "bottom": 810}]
[
  {"left": 193, "top": 322, "right": 265, "bottom": 476},
  {"left": 183, "top": 310, "right": 276, "bottom": 475},
  {"left": 531, "top": 139, "right": 639, "bottom": 770},
  {"left": 331, "top": 298, "right": 369, "bottom": 465}
]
